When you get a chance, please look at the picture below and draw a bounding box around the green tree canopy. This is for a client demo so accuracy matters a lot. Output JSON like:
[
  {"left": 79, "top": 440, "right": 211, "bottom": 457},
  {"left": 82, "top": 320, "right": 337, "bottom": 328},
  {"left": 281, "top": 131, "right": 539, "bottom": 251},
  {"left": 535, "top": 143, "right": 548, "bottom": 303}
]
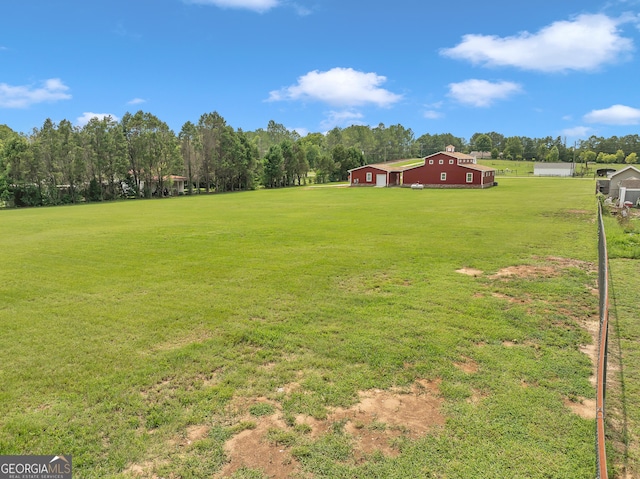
[{"left": 474, "top": 134, "right": 492, "bottom": 152}]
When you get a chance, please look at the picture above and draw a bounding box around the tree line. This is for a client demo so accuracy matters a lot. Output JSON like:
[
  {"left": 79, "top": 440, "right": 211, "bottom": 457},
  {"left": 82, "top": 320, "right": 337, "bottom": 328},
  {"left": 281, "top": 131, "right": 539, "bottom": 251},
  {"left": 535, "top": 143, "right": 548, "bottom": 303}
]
[{"left": 1, "top": 112, "right": 639, "bottom": 207}]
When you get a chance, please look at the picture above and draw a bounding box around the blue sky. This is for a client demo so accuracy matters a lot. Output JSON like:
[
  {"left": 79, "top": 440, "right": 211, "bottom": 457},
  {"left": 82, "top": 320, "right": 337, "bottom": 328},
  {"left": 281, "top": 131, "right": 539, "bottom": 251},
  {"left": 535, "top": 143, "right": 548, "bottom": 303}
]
[{"left": 2, "top": 0, "right": 640, "bottom": 143}]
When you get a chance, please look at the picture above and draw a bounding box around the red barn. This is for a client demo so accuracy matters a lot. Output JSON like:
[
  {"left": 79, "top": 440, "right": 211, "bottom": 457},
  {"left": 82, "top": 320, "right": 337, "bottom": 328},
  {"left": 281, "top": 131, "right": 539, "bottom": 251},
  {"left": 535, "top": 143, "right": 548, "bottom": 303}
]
[
  {"left": 402, "top": 146, "right": 496, "bottom": 188},
  {"left": 348, "top": 163, "right": 403, "bottom": 187}
]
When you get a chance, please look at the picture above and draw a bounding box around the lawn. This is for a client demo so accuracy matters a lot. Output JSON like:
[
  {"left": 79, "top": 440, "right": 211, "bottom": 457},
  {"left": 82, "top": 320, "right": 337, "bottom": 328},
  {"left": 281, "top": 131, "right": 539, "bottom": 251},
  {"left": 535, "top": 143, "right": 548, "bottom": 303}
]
[
  {"left": 478, "top": 159, "right": 536, "bottom": 176},
  {"left": 0, "top": 178, "right": 607, "bottom": 478}
]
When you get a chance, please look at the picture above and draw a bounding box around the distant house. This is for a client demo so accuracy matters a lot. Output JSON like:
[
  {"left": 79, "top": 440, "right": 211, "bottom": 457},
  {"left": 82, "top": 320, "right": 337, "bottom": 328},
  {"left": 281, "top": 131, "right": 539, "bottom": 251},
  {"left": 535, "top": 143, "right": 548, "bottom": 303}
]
[
  {"left": 348, "top": 146, "right": 496, "bottom": 189},
  {"left": 402, "top": 146, "right": 496, "bottom": 189},
  {"left": 140, "top": 175, "right": 188, "bottom": 196},
  {"left": 470, "top": 151, "right": 492, "bottom": 159},
  {"left": 534, "top": 162, "right": 575, "bottom": 177},
  {"left": 607, "top": 166, "right": 640, "bottom": 204}
]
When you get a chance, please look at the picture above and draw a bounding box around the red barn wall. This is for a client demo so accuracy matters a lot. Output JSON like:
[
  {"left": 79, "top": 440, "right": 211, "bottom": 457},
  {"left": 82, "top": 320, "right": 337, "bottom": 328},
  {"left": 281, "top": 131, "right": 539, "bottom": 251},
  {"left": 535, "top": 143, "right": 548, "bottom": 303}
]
[
  {"left": 350, "top": 166, "right": 386, "bottom": 185},
  {"left": 403, "top": 153, "right": 494, "bottom": 187}
]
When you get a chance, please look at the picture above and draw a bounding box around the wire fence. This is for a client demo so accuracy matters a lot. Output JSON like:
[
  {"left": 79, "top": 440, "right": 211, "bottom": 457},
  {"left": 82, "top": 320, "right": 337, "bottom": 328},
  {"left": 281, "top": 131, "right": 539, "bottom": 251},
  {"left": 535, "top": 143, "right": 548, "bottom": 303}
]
[{"left": 596, "top": 202, "right": 610, "bottom": 479}]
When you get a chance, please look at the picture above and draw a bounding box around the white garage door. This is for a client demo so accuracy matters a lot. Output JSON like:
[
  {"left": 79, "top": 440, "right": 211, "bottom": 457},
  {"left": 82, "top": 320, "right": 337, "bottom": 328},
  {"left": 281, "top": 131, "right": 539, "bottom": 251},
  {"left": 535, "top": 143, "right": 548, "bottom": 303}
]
[{"left": 375, "top": 174, "right": 387, "bottom": 187}]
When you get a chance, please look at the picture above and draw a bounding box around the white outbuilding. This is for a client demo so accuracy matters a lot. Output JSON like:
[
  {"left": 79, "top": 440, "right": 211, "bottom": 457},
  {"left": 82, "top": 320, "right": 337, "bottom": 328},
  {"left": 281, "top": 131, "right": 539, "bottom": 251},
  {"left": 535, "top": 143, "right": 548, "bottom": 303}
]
[{"left": 533, "top": 162, "right": 575, "bottom": 177}]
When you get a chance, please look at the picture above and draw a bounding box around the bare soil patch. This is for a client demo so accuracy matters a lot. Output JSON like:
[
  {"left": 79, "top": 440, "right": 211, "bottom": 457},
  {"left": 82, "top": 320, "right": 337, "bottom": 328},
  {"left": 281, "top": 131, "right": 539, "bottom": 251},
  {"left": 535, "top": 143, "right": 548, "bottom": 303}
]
[
  {"left": 564, "top": 397, "right": 596, "bottom": 420},
  {"left": 489, "top": 256, "right": 596, "bottom": 280},
  {"left": 122, "top": 459, "right": 167, "bottom": 478},
  {"left": 300, "top": 379, "right": 444, "bottom": 459},
  {"left": 456, "top": 268, "right": 483, "bottom": 277},
  {"left": 490, "top": 265, "right": 558, "bottom": 280},
  {"left": 577, "top": 317, "right": 600, "bottom": 387},
  {"left": 454, "top": 357, "right": 479, "bottom": 374},
  {"left": 219, "top": 380, "right": 444, "bottom": 476},
  {"left": 218, "top": 413, "right": 297, "bottom": 478}
]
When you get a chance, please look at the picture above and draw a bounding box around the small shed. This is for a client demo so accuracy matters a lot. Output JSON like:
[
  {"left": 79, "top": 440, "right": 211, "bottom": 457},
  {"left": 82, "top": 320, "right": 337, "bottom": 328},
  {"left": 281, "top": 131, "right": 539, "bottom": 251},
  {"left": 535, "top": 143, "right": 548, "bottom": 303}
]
[
  {"left": 608, "top": 166, "right": 640, "bottom": 200},
  {"left": 618, "top": 177, "right": 640, "bottom": 207},
  {"left": 534, "top": 162, "right": 575, "bottom": 177}
]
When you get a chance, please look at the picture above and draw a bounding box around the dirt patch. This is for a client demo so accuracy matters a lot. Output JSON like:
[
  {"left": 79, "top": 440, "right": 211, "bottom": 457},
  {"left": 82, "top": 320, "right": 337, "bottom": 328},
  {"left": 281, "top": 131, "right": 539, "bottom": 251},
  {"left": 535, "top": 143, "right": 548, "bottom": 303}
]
[
  {"left": 167, "top": 424, "right": 212, "bottom": 449},
  {"left": 489, "top": 256, "right": 596, "bottom": 280},
  {"left": 122, "top": 459, "right": 168, "bottom": 478},
  {"left": 300, "top": 380, "right": 444, "bottom": 458},
  {"left": 456, "top": 268, "right": 483, "bottom": 277},
  {"left": 187, "top": 425, "right": 209, "bottom": 443},
  {"left": 490, "top": 265, "right": 558, "bottom": 280},
  {"left": 218, "top": 413, "right": 297, "bottom": 478},
  {"left": 577, "top": 317, "right": 600, "bottom": 387},
  {"left": 579, "top": 344, "right": 598, "bottom": 388},
  {"left": 564, "top": 397, "right": 596, "bottom": 420},
  {"left": 543, "top": 256, "right": 596, "bottom": 272},
  {"left": 221, "top": 380, "right": 444, "bottom": 475},
  {"left": 454, "top": 357, "right": 479, "bottom": 374}
]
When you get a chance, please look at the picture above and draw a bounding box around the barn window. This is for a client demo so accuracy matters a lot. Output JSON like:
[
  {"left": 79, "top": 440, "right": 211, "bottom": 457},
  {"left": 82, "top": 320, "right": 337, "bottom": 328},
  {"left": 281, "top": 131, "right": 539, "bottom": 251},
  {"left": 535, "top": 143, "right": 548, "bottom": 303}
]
[
  {"left": 439, "top": 160, "right": 444, "bottom": 165},
  {"left": 449, "top": 159, "right": 454, "bottom": 164},
  {"left": 429, "top": 159, "right": 434, "bottom": 165},
  {"left": 440, "top": 172, "right": 447, "bottom": 181},
  {"left": 466, "top": 172, "right": 473, "bottom": 183},
  {"left": 366, "top": 172, "right": 372, "bottom": 182}
]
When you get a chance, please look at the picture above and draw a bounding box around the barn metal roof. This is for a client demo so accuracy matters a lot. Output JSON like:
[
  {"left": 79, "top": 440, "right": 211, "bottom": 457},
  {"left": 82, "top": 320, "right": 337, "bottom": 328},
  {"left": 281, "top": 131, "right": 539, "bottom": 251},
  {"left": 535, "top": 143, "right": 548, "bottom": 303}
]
[{"left": 460, "top": 164, "right": 496, "bottom": 172}]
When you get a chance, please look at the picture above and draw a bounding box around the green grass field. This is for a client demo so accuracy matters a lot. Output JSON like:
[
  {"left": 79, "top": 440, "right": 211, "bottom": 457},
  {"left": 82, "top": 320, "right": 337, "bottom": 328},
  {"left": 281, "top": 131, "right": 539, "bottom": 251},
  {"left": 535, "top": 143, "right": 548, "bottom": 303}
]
[{"left": 0, "top": 179, "right": 619, "bottom": 478}]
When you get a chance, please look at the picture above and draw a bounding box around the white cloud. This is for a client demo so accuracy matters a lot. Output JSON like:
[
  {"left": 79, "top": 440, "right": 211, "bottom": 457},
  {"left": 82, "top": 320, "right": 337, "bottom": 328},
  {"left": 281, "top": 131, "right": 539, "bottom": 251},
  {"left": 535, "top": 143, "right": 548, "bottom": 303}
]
[
  {"left": 0, "top": 78, "right": 72, "bottom": 108},
  {"left": 441, "top": 14, "right": 634, "bottom": 72},
  {"left": 127, "top": 97, "right": 146, "bottom": 105},
  {"left": 268, "top": 67, "right": 403, "bottom": 107},
  {"left": 320, "top": 110, "right": 364, "bottom": 130},
  {"left": 424, "top": 110, "right": 443, "bottom": 119},
  {"left": 561, "top": 126, "right": 592, "bottom": 137},
  {"left": 76, "top": 112, "right": 120, "bottom": 127},
  {"left": 184, "top": 0, "right": 279, "bottom": 13},
  {"left": 584, "top": 104, "right": 640, "bottom": 124},
  {"left": 447, "top": 79, "right": 522, "bottom": 107}
]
